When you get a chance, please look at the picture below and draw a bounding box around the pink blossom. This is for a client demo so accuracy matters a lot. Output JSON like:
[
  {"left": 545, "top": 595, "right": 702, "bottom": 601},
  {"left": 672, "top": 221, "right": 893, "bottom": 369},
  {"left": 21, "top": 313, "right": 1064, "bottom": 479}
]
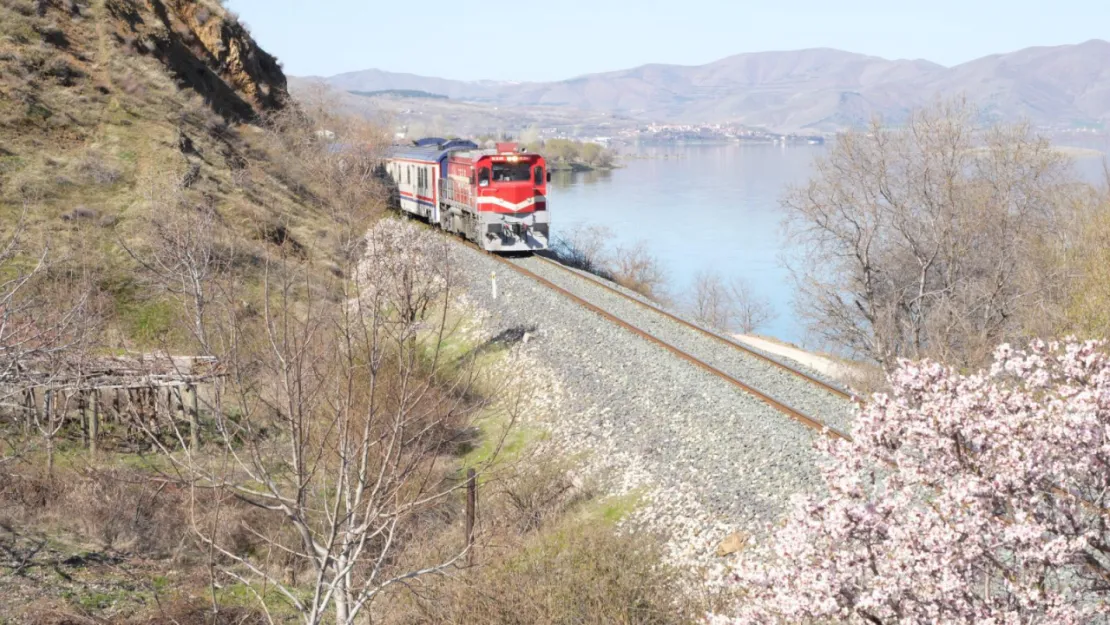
[{"left": 722, "top": 340, "right": 1110, "bottom": 624}]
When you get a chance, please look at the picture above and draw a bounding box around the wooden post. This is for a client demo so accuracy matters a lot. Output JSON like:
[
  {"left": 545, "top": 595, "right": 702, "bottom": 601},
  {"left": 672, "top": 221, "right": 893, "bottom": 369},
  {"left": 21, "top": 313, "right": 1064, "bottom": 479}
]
[
  {"left": 23, "top": 389, "right": 34, "bottom": 434},
  {"left": 44, "top": 389, "right": 54, "bottom": 477},
  {"left": 89, "top": 390, "right": 99, "bottom": 459},
  {"left": 173, "top": 386, "right": 184, "bottom": 421},
  {"left": 79, "top": 391, "right": 89, "bottom": 449},
  {"left": 186, "top": 384, "right": 199, "bottom": 450},
  {"left": 465, "top": 468, "right": 477, "bottom": 566}
]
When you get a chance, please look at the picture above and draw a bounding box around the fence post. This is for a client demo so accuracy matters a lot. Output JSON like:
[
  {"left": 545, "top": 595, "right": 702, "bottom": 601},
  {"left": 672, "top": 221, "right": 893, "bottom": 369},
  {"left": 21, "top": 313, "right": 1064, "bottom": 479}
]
[
  {"left": 186, "top": 384, "right": 199, "bottom": 450},
  {"left": 79, "top": 391, "right": 88, "bottom": 449},
  {"left": 44, "top": 389, "right": 54, "bottom": 477},
  {"left": 24, "top": 388, "right": 35, "bottom": 434},
  {"left": 89, "top": 390, "right": 99, "bottom": 459},
  {"left": 466, "top": 467, "right": 477, "bottom": 566}
]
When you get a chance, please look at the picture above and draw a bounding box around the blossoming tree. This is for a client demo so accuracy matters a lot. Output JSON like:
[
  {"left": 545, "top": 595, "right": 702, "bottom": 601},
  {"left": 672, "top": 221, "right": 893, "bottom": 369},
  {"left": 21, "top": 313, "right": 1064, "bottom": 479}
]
[{"left": 728, "top": 340, "right": 1110, "bottom": 624}]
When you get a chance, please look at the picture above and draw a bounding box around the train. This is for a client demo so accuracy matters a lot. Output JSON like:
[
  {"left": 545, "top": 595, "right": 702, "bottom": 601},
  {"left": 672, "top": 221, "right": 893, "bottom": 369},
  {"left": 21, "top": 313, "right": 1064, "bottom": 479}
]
[{"left": 384, "top": 138, "right": 550, "bottom": 252}]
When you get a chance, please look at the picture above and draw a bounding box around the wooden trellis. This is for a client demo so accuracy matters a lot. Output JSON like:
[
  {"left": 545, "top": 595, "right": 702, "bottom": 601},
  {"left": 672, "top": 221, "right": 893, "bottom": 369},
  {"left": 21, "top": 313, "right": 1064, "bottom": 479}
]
[{"left": 2, "top": 354, "right": 224, "bottom": 456}]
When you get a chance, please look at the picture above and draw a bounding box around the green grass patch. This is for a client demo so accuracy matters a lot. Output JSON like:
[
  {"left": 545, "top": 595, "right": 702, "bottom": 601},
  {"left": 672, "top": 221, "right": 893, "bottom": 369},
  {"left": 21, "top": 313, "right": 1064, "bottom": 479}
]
[
  {"left": 0, "top": 154, "right": 25, "bottom": 175},
  {"left": 112, "top": 289, "right": 180, "bottom": 347},
  {"left": 416, "top": 302, "right": 511, "bottom": 384},
  {"left": 62, "top": 586, "right": 152, "bottom": 614},
  {"left": 463, "top": 409, "right": 548, "bottom": 471},
  {"left": 150, "top": 576, "right": 170, "bottom": 592},
  {"left": 592, "top": 490, "right": 645, "bottom": 525},
  {"left": 126, "top": 298, "right": 175, "bottom": 344},
  {"left": 216, "top": 580, "right": 307, "bottom": 617}
]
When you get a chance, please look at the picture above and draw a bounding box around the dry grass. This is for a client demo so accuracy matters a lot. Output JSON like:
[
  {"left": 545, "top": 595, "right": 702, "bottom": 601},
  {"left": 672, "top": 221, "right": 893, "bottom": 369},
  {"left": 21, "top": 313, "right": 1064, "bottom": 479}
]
[
  {"left": 0, "top": 0, "right": 369, "bottom": 353},
  {"left": 375, "top": 455, "right": 699, "bottom": 625},
  {"left": 0, "top": 459, "right": 304, "bottom": 622},
  {"left": 0, "top": 430, "right": 696, "bottom": 624}
]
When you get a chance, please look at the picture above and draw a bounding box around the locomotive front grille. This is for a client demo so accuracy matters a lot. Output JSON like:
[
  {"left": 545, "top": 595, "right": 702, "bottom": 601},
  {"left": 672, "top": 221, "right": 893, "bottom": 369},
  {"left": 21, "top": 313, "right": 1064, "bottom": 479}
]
[
  {"left": 488, "top": 223, "right": 528, "bottom": 237},
  {"left": 479, "top": 213, "right": 548, "bottom": 252}
]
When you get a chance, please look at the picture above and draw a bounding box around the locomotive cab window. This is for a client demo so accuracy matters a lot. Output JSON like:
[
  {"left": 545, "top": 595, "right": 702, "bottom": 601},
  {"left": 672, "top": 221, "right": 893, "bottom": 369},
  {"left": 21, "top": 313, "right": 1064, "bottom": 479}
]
[
  {"left": 534, "top": 166, "right": 544, "bottom": 186},
  {"left": 492, "top": 162, "right": 532, "bottom": 182},
  {"left": 477, "top": 167, "right": 491, "bottom": 187}
]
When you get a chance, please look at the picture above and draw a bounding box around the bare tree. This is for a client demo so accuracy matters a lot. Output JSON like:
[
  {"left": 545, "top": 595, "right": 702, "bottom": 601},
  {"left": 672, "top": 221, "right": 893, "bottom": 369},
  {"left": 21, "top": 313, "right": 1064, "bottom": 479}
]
[
  {"left": 691, "top": 271, "right": 730, "bottom": 331},
  {"left": 690, "top": 270, "right": 775, "bottom": 334},
  {"left": 0, "top": 217, "right": 98, "bottom": 473},
  {"left": 611, "top": 242, "right": 667, "bottom": 300},
  {"left": 1059, "top": 179, "right": 1110, "bottom": 338},
  {"left": 550, "top": 226, "right": 668, "bottom": 300},
  {"left": 549, "top": 224, "right": 613, "bottom": 276},
  {"left": 784, "top": 99, "right": 1079, "bottom": 369},
  {"left": 728, "top": 277, "right": 776, "bottom": 334},
  {"left": 262, "top": 90, "right": 391, "bottom": 260},
  {"left": 123, "top": 172, "right": 224, "bottom": 353},
  {"left": 134, "top": 219, "right": 514, "bottom": 625}
]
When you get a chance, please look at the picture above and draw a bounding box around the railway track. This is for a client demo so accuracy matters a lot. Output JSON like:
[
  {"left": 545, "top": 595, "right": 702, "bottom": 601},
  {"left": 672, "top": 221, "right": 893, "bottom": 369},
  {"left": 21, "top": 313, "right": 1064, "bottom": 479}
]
[
  {"left": 435, "top": 231, "right": 852, "bottom": 527},
  {"left": 474, "top": 248, "right": 855, "bottom": 441},
  {"left": 532, "top": 255, "right": 854, "bottom": 401}
]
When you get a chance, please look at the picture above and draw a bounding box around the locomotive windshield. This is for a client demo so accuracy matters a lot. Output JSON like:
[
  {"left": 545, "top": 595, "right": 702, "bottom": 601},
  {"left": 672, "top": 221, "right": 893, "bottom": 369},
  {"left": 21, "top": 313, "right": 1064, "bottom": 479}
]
[{"left": 492, "top": 162, "right": 533, "bottom": 183}]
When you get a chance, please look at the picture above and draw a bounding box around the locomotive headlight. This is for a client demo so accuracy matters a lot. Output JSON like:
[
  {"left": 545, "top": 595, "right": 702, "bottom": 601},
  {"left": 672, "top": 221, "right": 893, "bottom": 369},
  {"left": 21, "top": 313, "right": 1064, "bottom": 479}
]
[{"left": 507, "top": 156, "right": 520, "bottom": 163}]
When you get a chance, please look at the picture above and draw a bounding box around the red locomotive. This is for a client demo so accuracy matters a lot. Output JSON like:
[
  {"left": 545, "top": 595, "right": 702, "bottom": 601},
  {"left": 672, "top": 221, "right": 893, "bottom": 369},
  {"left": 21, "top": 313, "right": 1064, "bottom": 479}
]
[{"left": 386, "top": 138, "right": 549, "bottom": 252}]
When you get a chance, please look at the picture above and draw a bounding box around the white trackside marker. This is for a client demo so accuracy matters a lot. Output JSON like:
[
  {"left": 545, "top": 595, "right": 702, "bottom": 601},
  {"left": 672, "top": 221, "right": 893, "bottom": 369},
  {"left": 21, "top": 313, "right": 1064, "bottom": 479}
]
[{"left": 491, "top": 271, "right": 497, "bottom": 300}]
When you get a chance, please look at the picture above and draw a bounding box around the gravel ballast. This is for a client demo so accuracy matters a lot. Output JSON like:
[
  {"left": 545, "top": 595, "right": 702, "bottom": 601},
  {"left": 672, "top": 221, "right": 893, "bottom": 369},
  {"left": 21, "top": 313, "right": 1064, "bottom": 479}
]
[
  {"left": 447, "top": 242, "right": 856, "bottom": 576},
  {"left": 518, "top": 255, "right": 855, "bottom": 433}
]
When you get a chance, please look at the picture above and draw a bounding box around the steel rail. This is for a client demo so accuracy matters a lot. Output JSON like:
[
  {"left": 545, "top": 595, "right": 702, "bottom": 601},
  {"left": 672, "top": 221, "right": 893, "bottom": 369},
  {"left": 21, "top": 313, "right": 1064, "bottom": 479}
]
[
  {"left": 479, "top": 250, "right": 851, "bottom": 441},
  {"left": 532, "top": 254, "right": 855, "bottom": 402}
]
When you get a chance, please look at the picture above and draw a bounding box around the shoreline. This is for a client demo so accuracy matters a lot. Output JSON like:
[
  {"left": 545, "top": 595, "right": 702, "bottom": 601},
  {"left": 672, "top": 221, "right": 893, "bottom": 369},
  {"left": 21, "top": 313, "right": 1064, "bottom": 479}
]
[
  {"left": 548, "top": 162, "right": 621, "bottom": 173},
  {"left": 733, "top": 334, "right": 865, "bottom": 387}
]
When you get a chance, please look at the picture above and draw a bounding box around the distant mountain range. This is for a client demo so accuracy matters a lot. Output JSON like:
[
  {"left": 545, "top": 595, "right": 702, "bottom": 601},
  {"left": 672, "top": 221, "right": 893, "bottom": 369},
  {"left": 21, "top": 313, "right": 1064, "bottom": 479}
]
[{"left": 302, "top": 40, "right": 1110, "bottom": 132}]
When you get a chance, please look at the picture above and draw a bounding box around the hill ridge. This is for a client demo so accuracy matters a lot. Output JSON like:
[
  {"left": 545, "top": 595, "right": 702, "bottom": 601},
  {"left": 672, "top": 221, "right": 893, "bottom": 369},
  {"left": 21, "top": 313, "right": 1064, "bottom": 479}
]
[{"left": 313, "top": 40, "right": 1110, "bottom": 131}]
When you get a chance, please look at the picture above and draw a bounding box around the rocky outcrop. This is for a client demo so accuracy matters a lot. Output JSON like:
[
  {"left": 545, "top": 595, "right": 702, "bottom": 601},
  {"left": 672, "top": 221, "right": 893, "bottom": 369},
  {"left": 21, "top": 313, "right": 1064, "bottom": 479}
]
[
  {"left": 105, "top": 0, "right": 288, "bottom": 122},
  {"left": 163, "top": 0, "right": 287, "bottom": 114}
]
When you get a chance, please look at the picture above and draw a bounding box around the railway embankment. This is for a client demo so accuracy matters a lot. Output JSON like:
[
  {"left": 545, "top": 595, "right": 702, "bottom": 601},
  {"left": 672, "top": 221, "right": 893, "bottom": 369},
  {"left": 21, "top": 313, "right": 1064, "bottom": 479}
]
[{"left": 449, "top": 242, "right": 857, "bottom": 578}]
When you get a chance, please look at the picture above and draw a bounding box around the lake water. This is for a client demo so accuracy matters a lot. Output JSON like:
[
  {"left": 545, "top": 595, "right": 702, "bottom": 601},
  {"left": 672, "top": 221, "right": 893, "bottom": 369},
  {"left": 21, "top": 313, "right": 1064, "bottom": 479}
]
[
  {"left": 547, "top": 144, "right": 824, "bottom": 345},
  {"left": 547, "top": 142, "right": 1109, "bottom": 347}
]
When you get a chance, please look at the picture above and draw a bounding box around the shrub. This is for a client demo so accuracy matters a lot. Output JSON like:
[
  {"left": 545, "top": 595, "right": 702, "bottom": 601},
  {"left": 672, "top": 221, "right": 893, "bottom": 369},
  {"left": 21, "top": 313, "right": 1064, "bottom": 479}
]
[
  {"left": 688, "top": 270, "right": 775, "bottom": 334},
  {"left": 61, "top": 206, "right": 97, "bottom": 221},
  {"left": 76, "top": 154, "right": 123, "bottom": 186},
  {"left": 395, "top": 518, "right": 694, "bottom": 625},
  {"left": 611, "top": 241, "right": 667, "bottom": 300},
  {"left": 376, "top": 452, "right": 697, "bottom": 625},
  {"left": 548, "top": 225, "right": 668, "bottom": 300},
  {"left": 548, "top": 223, "right": 613, "bottom": 277}
]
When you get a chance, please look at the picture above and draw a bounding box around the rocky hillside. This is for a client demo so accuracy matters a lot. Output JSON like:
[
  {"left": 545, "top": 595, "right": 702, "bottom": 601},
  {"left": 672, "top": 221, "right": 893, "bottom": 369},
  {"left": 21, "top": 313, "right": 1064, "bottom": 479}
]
[
  {"left": 318, "top": 41, "right": 1110, "bottom": 131},
  {"left": 104, "top": 0, "right": 288, "bottom": 120},
  {"left": 0, "top": 0, "right": 360, "bottom": 349}
]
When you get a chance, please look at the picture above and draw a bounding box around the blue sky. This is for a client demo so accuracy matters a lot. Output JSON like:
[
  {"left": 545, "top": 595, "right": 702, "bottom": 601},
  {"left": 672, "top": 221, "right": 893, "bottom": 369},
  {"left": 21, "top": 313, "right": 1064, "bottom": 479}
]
[{"left": 225, "top": 0, "right": 1109, "bottom": 81}]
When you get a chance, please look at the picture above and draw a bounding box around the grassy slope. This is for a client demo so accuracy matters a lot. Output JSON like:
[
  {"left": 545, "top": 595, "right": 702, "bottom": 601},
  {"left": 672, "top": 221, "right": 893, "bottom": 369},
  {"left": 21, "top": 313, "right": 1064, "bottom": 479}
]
[
  {"left": 0, "top": 0, "right": 347, "bottom": 350},
  {"left": 0, "top": 1, "right": 353, "bottom": 620}
]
